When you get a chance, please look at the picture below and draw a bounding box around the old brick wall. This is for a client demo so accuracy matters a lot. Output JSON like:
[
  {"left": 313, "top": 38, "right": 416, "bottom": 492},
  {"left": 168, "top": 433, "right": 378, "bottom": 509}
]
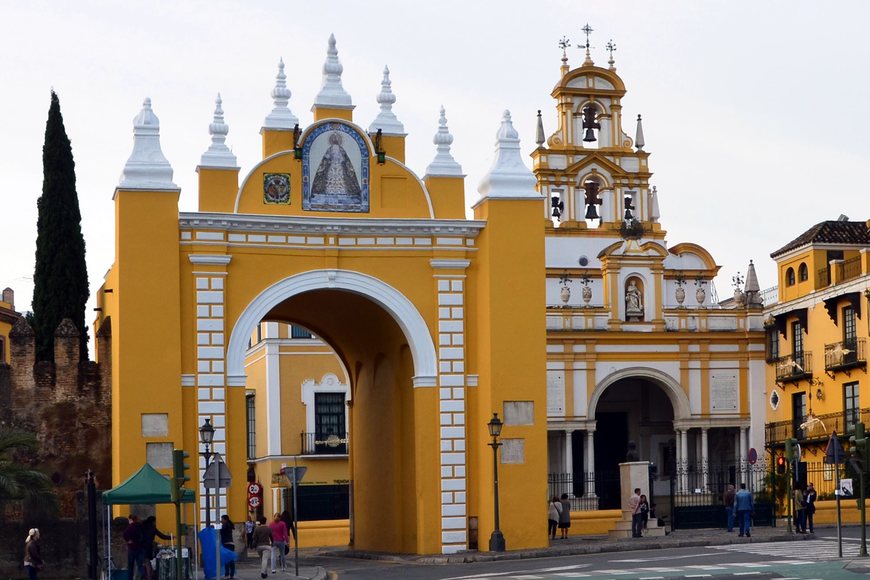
[{"left": 0, "top": 317, "right": 112, "bottom": 519}]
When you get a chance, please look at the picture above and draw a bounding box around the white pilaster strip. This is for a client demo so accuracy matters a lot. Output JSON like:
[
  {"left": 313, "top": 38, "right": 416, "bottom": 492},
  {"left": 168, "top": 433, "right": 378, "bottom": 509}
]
[{"left": 431, "top": 259, "right": 469, "bottom": 554}]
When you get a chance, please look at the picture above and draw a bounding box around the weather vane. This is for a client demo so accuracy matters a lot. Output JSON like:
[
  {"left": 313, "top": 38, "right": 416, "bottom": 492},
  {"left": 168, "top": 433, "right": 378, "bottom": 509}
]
[
  {"left": 581, "top": 23, "right": 594, "bottom": 49},
  {"left": 558, "top": 36, "right": 571, "bottom": 55}
]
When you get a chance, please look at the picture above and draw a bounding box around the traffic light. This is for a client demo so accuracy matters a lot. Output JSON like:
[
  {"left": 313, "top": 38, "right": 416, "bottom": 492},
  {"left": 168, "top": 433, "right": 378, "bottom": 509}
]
[
  {"left": 171, "top": 449, "right": 191, "bottom": 503},
  {"left": 855, "top": 422, "right": 869, "bottom": 472},
  {"left": 776, "top": 455, "right": 786, "bottom": 475}
]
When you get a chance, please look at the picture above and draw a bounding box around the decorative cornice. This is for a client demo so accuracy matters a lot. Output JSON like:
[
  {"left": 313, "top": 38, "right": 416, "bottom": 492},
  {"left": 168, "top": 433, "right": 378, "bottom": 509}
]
[
  {"left": 188, "top": 255, "right": 232, "bottom": 265},
  {"left": 179, "top": 212, "right": 485, "bottom": 238},
  {"left": 430, "top": 259, "right": 471, "bottom": 270}
]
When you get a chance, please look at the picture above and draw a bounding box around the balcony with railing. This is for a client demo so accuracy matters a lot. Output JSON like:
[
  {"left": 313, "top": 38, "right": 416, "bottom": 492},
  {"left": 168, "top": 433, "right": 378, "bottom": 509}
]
[
  {"left": 825, "top": 338, "right": 866, "bottom": 374},
  {"left": 300, "top": 432, "right": 348, "bottom": 455},
  {"left": 765, "top": 407, "right": 870, "bottom": 446},
  {"left": 774, "top": 352, "right": 813, "bottom": 384}
]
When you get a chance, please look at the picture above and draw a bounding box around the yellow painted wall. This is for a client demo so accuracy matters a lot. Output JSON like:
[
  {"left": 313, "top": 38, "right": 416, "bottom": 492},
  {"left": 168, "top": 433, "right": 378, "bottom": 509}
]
[{"left": 472, "top": 196, "right": 548, "bottom": 551}]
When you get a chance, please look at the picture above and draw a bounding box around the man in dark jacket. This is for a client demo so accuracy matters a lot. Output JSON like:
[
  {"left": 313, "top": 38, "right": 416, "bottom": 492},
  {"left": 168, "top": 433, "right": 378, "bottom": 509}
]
[
  {"left": 804, "top": 482, "right": 817, "bottom": 533},
  {"left": 123, "top": 515, "right": 146, "bottom": 580}
]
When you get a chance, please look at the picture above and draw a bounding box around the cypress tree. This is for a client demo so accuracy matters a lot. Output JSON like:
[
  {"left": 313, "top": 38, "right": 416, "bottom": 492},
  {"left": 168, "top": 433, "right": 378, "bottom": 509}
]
[{"left": 32, "top": 91, "right": 89, "bottom": 362}]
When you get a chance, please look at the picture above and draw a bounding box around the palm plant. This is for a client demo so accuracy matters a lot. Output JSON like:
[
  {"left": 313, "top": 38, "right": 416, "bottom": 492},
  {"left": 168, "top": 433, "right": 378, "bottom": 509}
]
[{"left": 0, "top": 429, "right": 58, "bottom": 518}]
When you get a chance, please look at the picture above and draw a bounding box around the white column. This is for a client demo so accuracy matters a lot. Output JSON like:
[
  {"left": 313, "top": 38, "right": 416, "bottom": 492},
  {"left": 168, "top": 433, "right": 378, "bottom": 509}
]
[
  {"left": 739, "top": 427, "right": 748, "bottom": 484},
  {"left": 674, "top": 429, "right": 683, "bottom": 493},
  {"left": 585, "top": 430, "right": 596, "bottom": 497},
  {"left": 680, "top": 429, "right": 689, "bottom": 492},
  {"left": 701, "top": 428, "right": 709, "bottom": 490},
  {"left": 733, "top": 429, "right": 741, "bottom": 467},
  {"left": 565, "top": 430, "right": 574, "bottom": 480}
]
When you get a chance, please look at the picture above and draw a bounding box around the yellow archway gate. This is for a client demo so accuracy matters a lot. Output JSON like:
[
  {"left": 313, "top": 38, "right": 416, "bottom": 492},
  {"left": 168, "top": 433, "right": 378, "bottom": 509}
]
[{"left": 96, "top": 54, "right": 547, "bottom": 554}]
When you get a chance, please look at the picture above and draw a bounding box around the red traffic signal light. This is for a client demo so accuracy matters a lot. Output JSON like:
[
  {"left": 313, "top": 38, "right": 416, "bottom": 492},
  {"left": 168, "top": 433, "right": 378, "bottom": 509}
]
[{"left": 776, "top": 456, "right": 786, "bottom": 475}]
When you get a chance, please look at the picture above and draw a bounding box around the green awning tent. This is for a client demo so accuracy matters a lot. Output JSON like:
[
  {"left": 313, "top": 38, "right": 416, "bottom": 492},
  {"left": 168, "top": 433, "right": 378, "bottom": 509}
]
[
  {"left": 103, "top": 462, "right": 194, "bottom": 505},
  {"left": 103, "top": 463, "right": 196, "bottom": 578}
]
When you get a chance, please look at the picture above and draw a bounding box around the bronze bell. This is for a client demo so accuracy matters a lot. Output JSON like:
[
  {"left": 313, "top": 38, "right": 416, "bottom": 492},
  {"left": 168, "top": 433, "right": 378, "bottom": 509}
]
[
  {"left": 585, "top": 204, "right": 599, "bottom": 219},
  {"left": 581, "top": 105, "right": 600, "bottom": 142},
  {"left": 551, "top": 196, "right": 564, "bottom": 220}
]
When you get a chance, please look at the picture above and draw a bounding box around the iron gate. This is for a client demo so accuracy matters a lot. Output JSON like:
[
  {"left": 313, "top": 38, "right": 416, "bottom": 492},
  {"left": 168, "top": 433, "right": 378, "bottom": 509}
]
[{"left": 668, "top": 461, "right": 774, "bottom": 529}]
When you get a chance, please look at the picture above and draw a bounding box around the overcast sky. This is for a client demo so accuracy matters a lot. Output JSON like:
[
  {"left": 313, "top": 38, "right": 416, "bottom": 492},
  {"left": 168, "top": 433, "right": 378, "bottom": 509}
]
[{"left": 2, "top": 1, "right": 868, "bottom": 325}]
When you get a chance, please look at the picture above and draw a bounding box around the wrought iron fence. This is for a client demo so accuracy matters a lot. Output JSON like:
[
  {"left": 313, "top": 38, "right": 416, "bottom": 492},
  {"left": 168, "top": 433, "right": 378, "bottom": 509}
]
[
  {"left": 766, "top": 407, "right": 870, "bottom": 446},
  {"left": 774, "top": 352, "right": 813, "bottom": 383},
  {"left": 300, "top": 432, "right": 348, "bottom": 455},
  {"left": 547, "top": 471, "right": 622, "bottom": 511},
  {"left": 825, "top": 338, "right": 866, "bottom": 371}
]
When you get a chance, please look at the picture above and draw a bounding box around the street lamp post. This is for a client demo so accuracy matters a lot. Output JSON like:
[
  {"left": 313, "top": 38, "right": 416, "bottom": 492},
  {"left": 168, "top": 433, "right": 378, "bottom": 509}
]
[
  {"left": 487, "top": 413, "right": 505, "bottom": 552},
  {"left": 199, "top": 418, "right": 215, "bottom": 527}
]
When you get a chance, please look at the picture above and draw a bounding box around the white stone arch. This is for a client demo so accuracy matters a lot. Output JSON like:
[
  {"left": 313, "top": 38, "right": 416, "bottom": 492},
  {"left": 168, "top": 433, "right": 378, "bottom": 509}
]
[
  {"left": 588, "top": 367, "right": 691, "bottom": 421},
  {"left": 226, "top": 269, "right": 438, "bottom": 387}
]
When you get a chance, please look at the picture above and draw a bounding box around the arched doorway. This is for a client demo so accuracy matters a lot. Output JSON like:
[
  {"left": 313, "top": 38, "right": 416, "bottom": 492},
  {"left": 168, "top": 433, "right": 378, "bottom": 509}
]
[
  {"left": 227, "top": 271, "right": 439, "bottom": 553},
  {"left": 592, "top": 377, "right": 675, "bottom": 509}
]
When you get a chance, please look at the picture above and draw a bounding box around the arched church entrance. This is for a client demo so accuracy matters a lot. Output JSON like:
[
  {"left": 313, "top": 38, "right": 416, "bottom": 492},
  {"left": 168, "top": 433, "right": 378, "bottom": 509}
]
[{"left": 593, "top": 377, "right": 674, "bottom": 510}]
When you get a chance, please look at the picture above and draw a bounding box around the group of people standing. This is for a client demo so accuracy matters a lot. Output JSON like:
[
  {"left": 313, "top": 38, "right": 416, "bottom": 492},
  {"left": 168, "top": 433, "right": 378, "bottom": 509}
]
[
  {"left": 792, "top": 482, "right": 817, "bottom": 534},
  {"left": 547, "top": 494, "right": 572, "bottom": 539},
  {"left": 628, "top": 488, "right": 651, "bottom": 538}
]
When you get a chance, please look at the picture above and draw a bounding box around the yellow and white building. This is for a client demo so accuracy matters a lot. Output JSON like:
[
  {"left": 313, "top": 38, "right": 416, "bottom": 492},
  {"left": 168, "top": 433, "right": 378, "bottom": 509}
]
[
  {"left": 764, "top": 218, "right": 870, "bottom": 479},
  {"left": 535, "top": 45, "right": 768, "bottom": 513},
  {"left": 96, "top": 35, "right": 547, "bottom": 555},
  {"left": 0, "top": 288, "right": 19, "bottom": 363}
]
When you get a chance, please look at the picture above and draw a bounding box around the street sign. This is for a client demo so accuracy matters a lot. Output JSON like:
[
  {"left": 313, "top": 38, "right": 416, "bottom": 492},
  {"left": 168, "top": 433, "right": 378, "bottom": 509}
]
[
  {"left": 840, "top": 478, "right": 854, "bottom": 497},
  {"left": 748, "top": 448, "right": 757, "bottom": 465},
  {"left": 203, "top": 454, "right": 233, "bottom": 489},
  {"left": 825, "top": 432, "right": 845, "bottom": 465},
  {"left": 282, "top": 466, "right": 308, "bottom": 486}
]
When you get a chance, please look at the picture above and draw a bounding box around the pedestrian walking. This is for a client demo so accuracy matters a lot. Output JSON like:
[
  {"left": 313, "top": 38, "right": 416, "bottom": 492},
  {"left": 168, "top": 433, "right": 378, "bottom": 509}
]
[
  {"left": 24, "top": 528, "right": 43, "bottom": 580},
  {"left": 547, "top": 496, "right": 561, "bottom": 539},
  {"left": 629, "top": 488, "right": 643, "bottom": 538},
  {"left": 269, "top": 512, "right": 289, "bottom": 572},
  {"left": 723, "top": 484, "right": 735, "bottom": 532},
  {"left": 251, "top": 516, "right": 273, "bottom": 579},
  {"left": 733, "top": 483, "right": 753, "bottom": 537},
  {"left": 793, "top": 486, "right": 806, "bottom": 533},
  {"left": 804, "top": 482, "right": 817, "bottom": 533},
  {"left": 220, "top": 514, "right": 237, "bottom": 579},
  {"left": 558, "top": 493, "right": 572, "bottom": 539},
  {"left": 245, "top": 518, "right": 255, "bottom": 549}
]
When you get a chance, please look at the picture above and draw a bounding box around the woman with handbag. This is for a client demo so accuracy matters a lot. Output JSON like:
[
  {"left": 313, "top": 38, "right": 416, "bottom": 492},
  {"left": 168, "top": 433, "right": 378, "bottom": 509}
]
[{"left": 547, "top": 496, "right": 562, "bottom": 540}]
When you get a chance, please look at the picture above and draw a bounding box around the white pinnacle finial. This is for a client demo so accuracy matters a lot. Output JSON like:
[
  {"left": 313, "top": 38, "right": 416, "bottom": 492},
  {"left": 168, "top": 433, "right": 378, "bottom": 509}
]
[
  {"left": 477, "top": 110, "right": 537, "bottom": 199},
  {"left": 201, "top": 93, "right": 238, "bottom": 168},
  {"left": 119, "top": 98, "right": 177, "bottom": 190},
  {"left": 313, "top": 34, "right": 353, "bottom": 109},
  {"left": 425, "top": 106, "right": 462, "bottom": 177},
  {"left": 263, "top": 58, "right": 299, "bottom": 129},
  {"left": 649, "top": 185, "right": 660, "bottom": 223},
  {"left": 535, "top": 110, "right": 545, "bottom": 146},
  {"left": 635, "top": 114, "right": 645, "bottom": 152},
  {"left": 368, "top": 65, "right": 405, "bottom": 135}
]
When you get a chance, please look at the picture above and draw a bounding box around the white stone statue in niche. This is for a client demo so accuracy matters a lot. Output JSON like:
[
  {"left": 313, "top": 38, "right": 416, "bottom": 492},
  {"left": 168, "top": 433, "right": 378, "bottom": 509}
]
[{"left": 625, "top": 279, "right": 643, "bottom": 320}]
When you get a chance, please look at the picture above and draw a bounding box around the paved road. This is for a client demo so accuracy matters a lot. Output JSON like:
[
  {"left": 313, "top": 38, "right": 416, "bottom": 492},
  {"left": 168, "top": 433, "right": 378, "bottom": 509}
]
[{"left": 309, "top": 530, "right": 870, "bottom": 580}]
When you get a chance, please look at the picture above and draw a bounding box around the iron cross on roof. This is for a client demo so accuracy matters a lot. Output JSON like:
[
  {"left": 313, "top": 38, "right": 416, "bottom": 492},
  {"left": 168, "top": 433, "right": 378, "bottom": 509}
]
[
  {"left": 581, "top": 23, "right": 594, "bottom": 49},
  {"left": 606, "top": 39, "right": 617, "bottom": 60},
  {"left": 558, "top": 36, "right": 571, "bottom": 55}
]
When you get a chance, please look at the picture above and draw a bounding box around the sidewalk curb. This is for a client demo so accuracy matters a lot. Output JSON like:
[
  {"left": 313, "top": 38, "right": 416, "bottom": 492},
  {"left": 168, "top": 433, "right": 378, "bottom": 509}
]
[{"left": 320, "top": 532, "right": 817, "bottom": 566}]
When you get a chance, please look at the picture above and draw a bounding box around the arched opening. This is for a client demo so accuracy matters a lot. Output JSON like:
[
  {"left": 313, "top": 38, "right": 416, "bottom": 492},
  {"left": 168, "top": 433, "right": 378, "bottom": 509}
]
[
  {"left": 592, "top": 377, "right": 674, "bottom": 509},
  {"left": 226, "top": 271, "right": 439, "bottom": 554},
  {"left": 786, "top": 267, "right": 796, "bottom": 286},
  {"left": 798, "top": 263, "right": 808, "bottom": 282}
]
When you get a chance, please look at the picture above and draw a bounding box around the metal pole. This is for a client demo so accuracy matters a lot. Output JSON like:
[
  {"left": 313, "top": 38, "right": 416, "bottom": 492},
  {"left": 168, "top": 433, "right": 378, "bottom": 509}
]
[
  {"left": 86, "top": 471, "right": 98, "bottom": 579},
  {"left": 204, "top": 447, "right": 212, "bottom": 528},
  {"left": 174, "top": 498, "right": 183, "bottom": 580},
  {"left": 860, "top": 468, "right": 867, "bottom": 557},
  {"left": 786, "top": 459, "right": 793, "bottom": 535},
  {"left": 293, "top": 456, "right": 300, "bottom": 577},
  {"left": 488, "top": 437, "right": 505, "bottom": 552},
  {"left": 214, "top": 458, "right": 220, "bottom": 580},
  {"left": 835, "top": 436, "right": 843, "bottom": 558}
]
